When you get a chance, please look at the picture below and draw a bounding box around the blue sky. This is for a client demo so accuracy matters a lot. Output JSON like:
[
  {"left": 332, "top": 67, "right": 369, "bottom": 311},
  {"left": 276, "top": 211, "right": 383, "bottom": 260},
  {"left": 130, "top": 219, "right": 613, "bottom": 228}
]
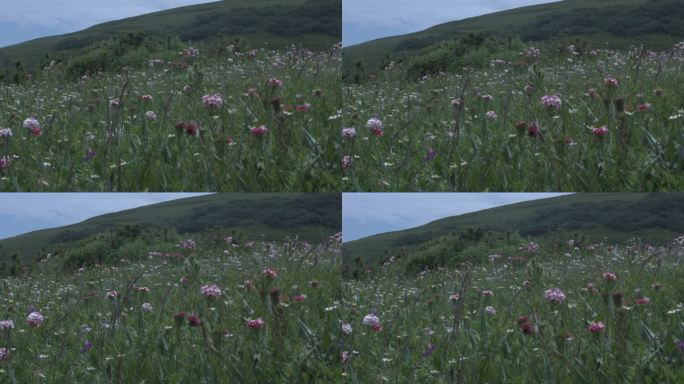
[
  {"left": 0, "top": 193, "right": 209, "bottom": 239},
  {"left": 0, "top": 0, "right": 214, "bottom": 47},
  {"left": 343, "top": 0, "right": 558, "bottom": 46},
  {"left": 343, "top": 193, "right": 570, "bottom": 242}
]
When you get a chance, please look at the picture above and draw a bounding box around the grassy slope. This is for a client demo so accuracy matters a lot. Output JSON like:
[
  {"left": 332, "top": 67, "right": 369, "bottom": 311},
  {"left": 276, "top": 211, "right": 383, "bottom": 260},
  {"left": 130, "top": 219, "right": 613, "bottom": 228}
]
[
  {"left": 0, "top": 0, "right": 340, "bottom": 67},
  {"left": 343, "top": 0, "right": 681, "bottom": 73},
  {"left": 0, "top": 193, "right": 341, "bottom": 262},
  {"left": 343, "top": 193, "right": 684, "bottom": 265}
]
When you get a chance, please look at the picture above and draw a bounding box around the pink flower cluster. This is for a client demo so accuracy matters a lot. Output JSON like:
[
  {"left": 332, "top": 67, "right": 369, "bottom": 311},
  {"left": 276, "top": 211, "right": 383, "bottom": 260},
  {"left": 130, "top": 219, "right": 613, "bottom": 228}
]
[
  {"left": 201, "top": 94, "right": 224, "bottom": 109},
  {"left": 249, "top": 125, "right": 268, "bottom": 137},
  {"left": 200, "top": 284, "right": 222, "bottom": 298},
  {"left": 26, "top": 312, "right": 44, "bottom": 327},
  {"left": 366, "top": 117, "right": 383, "bottom": 137},
  {"left": 23, "top": 118, "right": 41, "bottom": 136},
  {"left": 540, "top": 95, "right": 562, "bottom": 110},
  {"left": 246, "top": 318, "right": 264, "bottom": 330},
  {"left": 587, "top": 321, "right": 605, "bottom": 333},
  {"left": 544, "top": 288, "right": 566, "bottom": 304}
]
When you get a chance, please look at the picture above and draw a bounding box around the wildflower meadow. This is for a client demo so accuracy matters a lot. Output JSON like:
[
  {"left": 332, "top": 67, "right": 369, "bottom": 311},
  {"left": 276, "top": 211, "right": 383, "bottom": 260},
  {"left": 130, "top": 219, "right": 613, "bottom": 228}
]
[
  {"left": 0, "top": 43, "right": 342, "bottom": 192},
  {"left": 0, "top": 232, "right": 344, "bottom": 382},
  {"left": 340, "top": 234, "right": 684, "bottom": 382},
  {"left": 342, "top": 43, "right": 684, "bottom": 191}
]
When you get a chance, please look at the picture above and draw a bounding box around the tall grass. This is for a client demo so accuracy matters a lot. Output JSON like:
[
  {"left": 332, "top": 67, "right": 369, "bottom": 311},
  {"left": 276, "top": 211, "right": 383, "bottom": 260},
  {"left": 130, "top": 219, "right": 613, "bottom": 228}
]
[
  {"left": 342, "top": 44, "right": 684, "bottom": 191},
  {"left": 0, "top": 233, "right": 343, "bottom": 382},
  {"left": 340, "top": 235, "right": 684, "bottom": 382},
  {"left": 0, "top": 43, "right": 342, "bottom": 191}
]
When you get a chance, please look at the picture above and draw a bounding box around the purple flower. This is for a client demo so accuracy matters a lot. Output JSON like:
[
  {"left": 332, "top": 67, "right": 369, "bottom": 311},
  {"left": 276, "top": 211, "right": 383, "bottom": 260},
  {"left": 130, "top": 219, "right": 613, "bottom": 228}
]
[
  {"left": 79, "top": 340, "right": 93, "bottom": 353},
  {"left": 421, "top": 343, "right": 436, "bottom": 357},
  {"left": 423, "top": 148, "right": 436, "bottom": 161},
  {"left": 84, "top": 148, "right": 96, "bottom": 161}
]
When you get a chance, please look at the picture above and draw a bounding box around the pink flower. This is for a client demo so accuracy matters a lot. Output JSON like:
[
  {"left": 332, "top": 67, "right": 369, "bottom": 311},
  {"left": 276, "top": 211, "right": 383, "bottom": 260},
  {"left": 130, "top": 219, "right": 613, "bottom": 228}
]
[
  {"left": 366, "top": 117, "right": 383, "bottom": 137},
  {"left": 26, "top": 312, "right": 44, "bottom": 327},
  {"left": 201, "top": 94, "right": 224, "bottom": 109},
  {"left": 527, "top": 123, "right": 541, "bottom": 138},
  {"left": 362, "top": 313, "right": 380, "bottom": 327},
  {"left": 602, "top": 272, "right": 618, "bottom": 281},
  {"left": 109, "top": 98, "right": 121, "bottom": 108},
  {"left": 267, "top": 78, "right": 283, "bottom": 87},
  {"left": 540, "top": 95, "right": 562, "bottom": 110},
  {"left": 636, "top": 297, "right": 650, "bottom": 305},
  {"left": 139, "top": 94, "right": 153, "bottom": 102},
  {"left": 187, "top": 313, "right": 202, "bottom": 327},
  {"left": 587, "top": 321, "right": 605, "bottom": 333},
  {"left": 591, "top": 126, "right": 609, "bottom": 137},
  {"left": 340, "top": 155, "right": 352, "bottom": 170},
  {"left": 200, "top": 284, "right": 222, "bottom": 298},
  {"left": 295, "top": 103, "right": 311, "bottom": 112},
  {"left": 341, "top": 127, "right": 356, "bottom": 138},
  {"left": 370, "top": 323, "right": 383, "bottom": 332},
  {"left": 23, "top": 118, "right": 41, "bottom": 136},
  {"left": 0, "top": 156, "right": 12, "bottom": 169},
  {"left": 480, "top": 94, "right": 493, "bottom": 102},
  {"left": 484, "top": 306, "right": 496, "bottom": 316},
  {"left": 0, "top": 128, "right": 11, "bottom": 138},
  {"left": 450, "top": 98, "right": 463, "bottom": 107},
  {"left": 0, "top": 320, "right": 14, "bottom": 330},
  {"left": 485, "top": 111, "right": 497, "bottom": 121},
  {"left": 261, "top": 268, "right": 277, "bottom": 279},
  {"left": 292, "top": 294, "right": 306, "bottom": 302},
  {"left": 246, "top": 318, "right": 264, "bottom": 330},
  {"left": 249, "top": 125, "right": 268, "bottom": 137},
  {"left": 636, "top": 103, "right": 651, "bottom": 112},
  {"left": 340, "top": 350, "right": 349, "bottom": 363},
  {"left": 105, "top": 290, "right": 118, "bottom": 299},
  {"left": 141, "top": 303, "right": 153, "bottom": 312},
  {"left": 604, "top": 77, "right": 619, "bottom": 87},
  {"left": 481, "top": 290, "right": 494, "bottom": 297},
  {"left": 544, "top": 288, "right": 566, "bottom": 304}
]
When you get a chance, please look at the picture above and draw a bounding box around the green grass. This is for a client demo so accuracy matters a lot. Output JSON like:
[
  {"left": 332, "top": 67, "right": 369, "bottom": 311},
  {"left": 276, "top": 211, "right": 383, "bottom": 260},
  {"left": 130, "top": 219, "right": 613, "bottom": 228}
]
[
  {"left": 340, "top": 235, "right": 684, "bottom": 382},
  {"left": 0, "top": 0, "right": 340, "bottom": 69},
  {"left": 343, "top": 194, "right": 684, "bottom": 268},
  {"left": 343, "top": 0, "right": 682, "bottom": 77},
  {"left": 341, "top": 43, "right": 684, "bottom": 191},
  {"left": 0, "top": 233, "right": 345, "bottom": 382},
  {"left": 0, "top": 193, "right": 341, "bottom": 264},
  {"left": 0, "top": 43, "right": 342, "bottom": 191}
]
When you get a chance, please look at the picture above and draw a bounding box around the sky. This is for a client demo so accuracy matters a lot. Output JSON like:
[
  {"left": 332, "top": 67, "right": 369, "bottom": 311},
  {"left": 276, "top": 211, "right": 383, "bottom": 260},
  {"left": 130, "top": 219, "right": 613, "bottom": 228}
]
[
  {"left": 0, "top": 0, "right": 215, "bottom": 48},
  {"left": 0, "top": 193, "right": 209, "bottom": 239},
  {"left": 342, "top": 193, "right": 570, "bottom": 242},
  {"left": 343, "top": 0, "right": 559, "bottom": 46}
]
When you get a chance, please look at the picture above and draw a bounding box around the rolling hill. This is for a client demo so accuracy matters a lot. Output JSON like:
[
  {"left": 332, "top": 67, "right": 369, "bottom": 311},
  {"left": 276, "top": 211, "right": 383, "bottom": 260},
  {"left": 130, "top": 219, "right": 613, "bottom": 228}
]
[
  {"left": 343, "top": 0, "right": 684, "bottom": 76},
  {"left": 0, "top": 193, "right": 341, "bottom": 263},
  {"left": 342, "top": 193, "right": 684, "bottom": 267},
  {"left": 0, "top": 0, "right": 340, "bottom": 68}
]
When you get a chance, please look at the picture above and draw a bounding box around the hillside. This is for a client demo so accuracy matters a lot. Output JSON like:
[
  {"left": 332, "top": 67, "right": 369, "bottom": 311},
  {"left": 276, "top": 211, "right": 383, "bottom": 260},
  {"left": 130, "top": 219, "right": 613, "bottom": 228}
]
[
  {"left": 0, "top": 0, "right": 340, "bottom": 68},
  {"left": 343, "top": 0, "right": 683, "bottom": 76},
  {"left": 343, "top": 193, "right": 684, "bottom": 267},
  {"left": 0, "top": 193, "right": 341, "bottom": 263}
]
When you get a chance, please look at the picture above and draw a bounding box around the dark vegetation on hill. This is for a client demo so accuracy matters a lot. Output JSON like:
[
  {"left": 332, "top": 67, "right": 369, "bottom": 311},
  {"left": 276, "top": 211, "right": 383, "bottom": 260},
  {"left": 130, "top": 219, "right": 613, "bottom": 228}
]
[
  {"left": 0, "top": 193, "right": 341, "bottom": 272},
  {"left": 0, "top": 0, "right": 340, "bottom": 80},
  {"left": 343, "top": 0, "right": 684, "bottom": 81},
  {"left": 342, "top": 194, "right": 684, "bottom": 274}
]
